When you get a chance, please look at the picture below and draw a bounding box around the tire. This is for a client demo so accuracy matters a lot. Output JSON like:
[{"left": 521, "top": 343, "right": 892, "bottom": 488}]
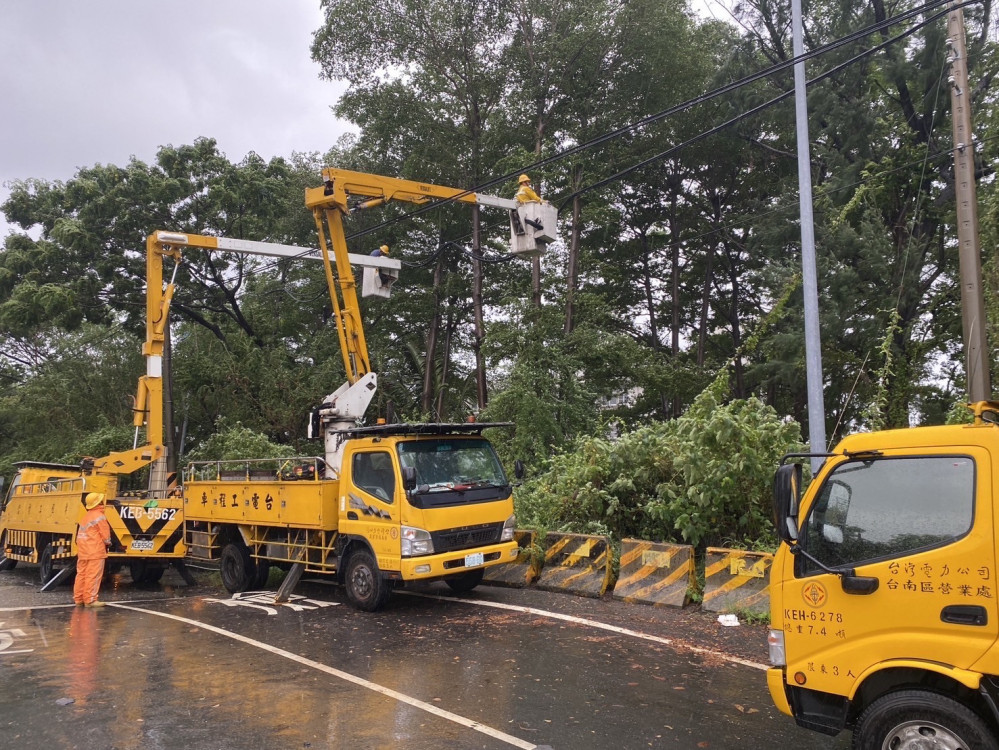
[
  {"left": 252, "top": 559, "right": 271, "bottom": 589},
  {"left": 129, "top": 561, "right": 164, "bottom": 585},
  {"left": 39, "top": 543, "right": 57, "bottom": 585},
  {"left": 853, "top": 689, "right": 999, "bottom": 750},
  {"left": 344, "top": 549, "right": 390, "bottom": 611},
  {"left": 445, "top": 568, "right": 484, "bottom": 594},
  {"left": 219, "top": 542, "right": 255, "bottom": 593},
  {"left": 0, "top": 532, "right": 16, "bottom": 571}
]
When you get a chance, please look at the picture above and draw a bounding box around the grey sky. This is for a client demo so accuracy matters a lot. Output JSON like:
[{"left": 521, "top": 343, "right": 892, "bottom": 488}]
[{"left": 0, "top": 0, "right": 350, "bottom": 237}]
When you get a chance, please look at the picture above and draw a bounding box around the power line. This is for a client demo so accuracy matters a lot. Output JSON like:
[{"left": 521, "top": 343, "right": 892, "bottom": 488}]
[
  {"left": 187, "top": 0, "right": 975, "bottom": 285},
  {"left": 563, "top": 1, "right": 971, "bottom": 201},
  {"left": 340, "top": 0, "right": 967, "bottom": 238}
]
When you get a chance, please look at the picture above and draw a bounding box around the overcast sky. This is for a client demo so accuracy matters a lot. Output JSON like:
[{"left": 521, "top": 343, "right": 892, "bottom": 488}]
[
  {"left": 0, "top": 1, "right": 733, "bottom": 242},
  {"left": 0, "top": 1, "right": 351, "bottom": 238}
]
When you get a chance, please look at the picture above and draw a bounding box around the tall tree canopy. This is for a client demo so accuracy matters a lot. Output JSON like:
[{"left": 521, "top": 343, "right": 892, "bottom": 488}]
[{"left": 2, "top": 0, "right": 997, "bottom": 494}]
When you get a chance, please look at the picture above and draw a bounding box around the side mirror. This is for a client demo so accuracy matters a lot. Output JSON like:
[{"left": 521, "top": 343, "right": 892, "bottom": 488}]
[
  {"left": 773, "top": 463, "right": 802, "bottom": 544},
  {"left": 514, "top": 460, "right": 525, "bottom": 480},
  {"left": 401, "top": 466, "right": 417, "bottom": 491},
  {"left": 822, "top": 524, "right": 844, "bottom": 545}
]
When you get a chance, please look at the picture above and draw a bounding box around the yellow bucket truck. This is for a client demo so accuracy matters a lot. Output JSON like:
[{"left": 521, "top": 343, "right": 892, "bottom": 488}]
[
  {"left": 171, "top": 169, "right": 544, "bottom": 609},
  {"left": 769, "top": 401, "right": 999, "bottom": 748},
  {"left": 1, "top": 169, "right": 551, "bottom": 607}
]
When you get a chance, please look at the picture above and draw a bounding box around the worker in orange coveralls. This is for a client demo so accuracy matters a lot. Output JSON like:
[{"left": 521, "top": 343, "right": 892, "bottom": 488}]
[{"left": 73, "top": 492, "right": 111, "bottom": 607}]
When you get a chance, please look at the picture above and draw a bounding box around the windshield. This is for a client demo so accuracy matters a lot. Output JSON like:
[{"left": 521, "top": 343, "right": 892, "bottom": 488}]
[
  {"left": 398, "top": 438, "right": 506, "bottom": 490},
  {"left": 800, "top": 455, "right": 975, "bottom": 572}
]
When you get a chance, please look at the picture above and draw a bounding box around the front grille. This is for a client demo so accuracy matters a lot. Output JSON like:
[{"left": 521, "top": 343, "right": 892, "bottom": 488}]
[{"left": 431, "top": 523, "right": 502, "bottom": 553}]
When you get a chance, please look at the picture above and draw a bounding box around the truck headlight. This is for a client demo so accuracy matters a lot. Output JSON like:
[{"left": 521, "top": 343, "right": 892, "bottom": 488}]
[
  {"left": 401, "top": 526, "right": 434, "bottom": 557},
  {"left": 768, "top": 629, "right": 786, "bottom": 666},
  {"left": 500, "top": 514, "right": 516, "bottom": 542}
]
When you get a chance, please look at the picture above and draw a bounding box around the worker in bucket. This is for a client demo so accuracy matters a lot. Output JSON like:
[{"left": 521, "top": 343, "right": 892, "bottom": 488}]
[
  {"left": 73, "top": 492, "right": 112, "bottom": 607},
  {"left": 515, "top": 174, "right": 542, "bottom": 204},
  {"left": 370, "top": 244, "right": 392, "bottom": 285}
]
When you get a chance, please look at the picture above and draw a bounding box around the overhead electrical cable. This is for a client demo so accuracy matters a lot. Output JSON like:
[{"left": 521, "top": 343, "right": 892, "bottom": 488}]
[
  {"left": 339, "top": 0, "right": 970, "bottom": 239},
  {"left": 563, "top": 1, "right": 969, "bottom": 202}
]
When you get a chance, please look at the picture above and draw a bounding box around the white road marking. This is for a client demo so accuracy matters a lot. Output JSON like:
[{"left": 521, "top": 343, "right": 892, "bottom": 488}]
[
  {"left": 1, "top": 591, "right": 769, "bottom": 671},
  {"left": 401, "top": 591, "right": 770, "bottom": 672},
  {"left": 0, "top": 596, "right": 175, "bottom": 613},
  {"left": 110, "top": 603, "right": 538, "bottom": 750}
]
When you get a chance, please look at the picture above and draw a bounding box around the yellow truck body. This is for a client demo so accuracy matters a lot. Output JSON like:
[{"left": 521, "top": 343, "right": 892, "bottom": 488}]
[
  {"left": 183, "top": 428, "right": 518, "bottom": 609},
  {"left": 768, "top": 402, "right": 999, "bottom": 748},
  {"left": 0, "top": 461, "right": 186, "bottom": 583}
]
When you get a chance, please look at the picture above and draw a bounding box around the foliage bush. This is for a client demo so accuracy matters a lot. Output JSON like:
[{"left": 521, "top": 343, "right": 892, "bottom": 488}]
[
  {"left": 515, "top": 381, "right": 802, "bottom": 549},
  {"left": 58, "top": 421, "right": 135, "bottom": 465},
  {"left": 183, "top": 419, "right": 297, "bottom": 463}
]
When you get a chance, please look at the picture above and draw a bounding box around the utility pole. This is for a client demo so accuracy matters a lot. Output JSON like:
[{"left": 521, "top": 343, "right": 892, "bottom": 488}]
[
  {"left": 791, "top": 0, "right": 826, "bottom": 470},
  {"left": 947, "top": 5, "right": 991, "bottom": 401},
  {"left": 471, "top": 205, "right": 488, "bottom": 410}
]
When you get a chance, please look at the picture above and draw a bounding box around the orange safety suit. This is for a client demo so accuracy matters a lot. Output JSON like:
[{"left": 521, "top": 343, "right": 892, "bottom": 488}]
[{"left": 73, "top": 506, "right": 111, "bottom": 605}]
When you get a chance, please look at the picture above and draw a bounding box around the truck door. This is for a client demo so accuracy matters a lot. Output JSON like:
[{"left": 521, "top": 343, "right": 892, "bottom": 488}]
[
  {"left": 777, "top": 447, "right": 998, "bottom": 700},
  {"left": 342, "top": 450, "right": 399, "bottom": 569}
]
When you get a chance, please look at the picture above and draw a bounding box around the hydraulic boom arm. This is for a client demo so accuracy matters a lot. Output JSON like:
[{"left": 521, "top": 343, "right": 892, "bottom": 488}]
[
  {"left": 304, "top": 168, "right": 518, "bottom": 386},
  {"left": 90, "top": 230, "right": 399, "bottom": 477}
]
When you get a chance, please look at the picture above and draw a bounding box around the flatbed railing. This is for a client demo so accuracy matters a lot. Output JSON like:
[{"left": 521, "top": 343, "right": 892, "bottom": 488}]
[{"left": 183, "top": 457, "right": 333, "bottom": 483}]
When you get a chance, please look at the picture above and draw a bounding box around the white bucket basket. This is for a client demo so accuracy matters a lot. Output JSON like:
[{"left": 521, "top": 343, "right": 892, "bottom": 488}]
[
  {"left": 361, "top": 265, "right": 399, "bottom": 298},
  {"left": 509, "top": 203, "right": 558, "bottom": 259}
]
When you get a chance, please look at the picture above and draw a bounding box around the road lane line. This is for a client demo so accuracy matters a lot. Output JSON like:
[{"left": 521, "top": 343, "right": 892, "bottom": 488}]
[
  {"left": 402, "top": 592, "right": 769, "bottom": 672},
  {"left": 0, "top": 596, "right": 189, "bottom": 613},
  {"left": 110, "top": 603, "right": 538, "bottom": 750}
]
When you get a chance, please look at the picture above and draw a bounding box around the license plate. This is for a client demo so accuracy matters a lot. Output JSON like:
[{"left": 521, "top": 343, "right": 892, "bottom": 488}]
[
  {"left": 464, "top": 552, "right": 484, "bottom": 568},
  {"left": 130, "top": 540, "right": 154, "bottom": 551}
]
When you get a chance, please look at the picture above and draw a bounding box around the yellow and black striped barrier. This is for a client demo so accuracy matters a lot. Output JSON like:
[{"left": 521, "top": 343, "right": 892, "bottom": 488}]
[
  {"left": 612, "top": 539, "right": 695, "bottom": 608},
  {"left": 535, "top": 532, "right": 612, "bottom": 598},
  {"left": 482, "top": 530, "right": 540, "bottom": 587},
  {"left": 702, "top": 547, "right": 773, "bottom": 615}
]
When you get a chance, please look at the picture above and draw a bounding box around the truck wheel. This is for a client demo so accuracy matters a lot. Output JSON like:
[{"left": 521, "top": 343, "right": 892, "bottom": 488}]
[
  {"left": 129, "top": 561, "right": 164, "bottom": 585},
  {"left": 219, "top": 543, "right": 255, "bottom": 593},
  {"left": 38, "top": 543, "right": 62, "bottom": 585},
  {"left": 344, "top": 549, "right": 390, "bottom": 611},
  {"left": 0, "top": 532, "right": 16, "bottom": 571},
  {"left": 853, "top": 690, "right": 999, "bottom": 750},
  {"left": 252, "top": 559, "right": 271, "bottom": 589},
  {"left": 445, "top": 568, "right": 484, "bottom": 594}
]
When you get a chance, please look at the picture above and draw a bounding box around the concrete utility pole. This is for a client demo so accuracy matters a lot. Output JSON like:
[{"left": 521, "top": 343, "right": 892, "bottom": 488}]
[
  {"left": 471, "top": 205, "right": 488, "bottom": 410},
  {"left": 947, "top": 5, "right": 991, "bottom": 402},
  {"left": 792, "top": 0, "right": 827, "bottom": 469}
]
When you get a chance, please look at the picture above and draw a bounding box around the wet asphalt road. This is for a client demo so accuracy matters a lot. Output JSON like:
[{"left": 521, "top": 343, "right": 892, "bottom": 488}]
[{"left": 0, "top": 566, "right": 851, "bottom": 749}]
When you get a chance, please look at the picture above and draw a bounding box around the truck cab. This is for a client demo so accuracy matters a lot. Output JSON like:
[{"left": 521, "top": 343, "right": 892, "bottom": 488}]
[
  {"left": 341, "top": 425, "right": 517, "bottom": 590},
  {"left": 769, "top": 403, "right": 999, "bottom": 748}
]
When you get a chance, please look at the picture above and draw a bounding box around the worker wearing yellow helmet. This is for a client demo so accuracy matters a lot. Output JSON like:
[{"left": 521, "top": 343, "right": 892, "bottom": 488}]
[
  {"left": 73, "top": 492, "right": 112, "bottom": 607},
  {"left": 515, "top": 174, "right": 542, "bottom": 204},
  {"left": 370, "top": 244, "right": 391, "bottom": 285}
]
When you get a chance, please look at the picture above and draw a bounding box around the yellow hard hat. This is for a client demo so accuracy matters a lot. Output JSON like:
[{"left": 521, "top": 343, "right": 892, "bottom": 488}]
[
  {"left": 379, "top": 244, "right": 390, "bottom": 255},
  {"left": 85, "top": 492, "right": 105, "bottom": 510},
  {"left": 518, "top": 174, "right": 531, "bottom": 184}
]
